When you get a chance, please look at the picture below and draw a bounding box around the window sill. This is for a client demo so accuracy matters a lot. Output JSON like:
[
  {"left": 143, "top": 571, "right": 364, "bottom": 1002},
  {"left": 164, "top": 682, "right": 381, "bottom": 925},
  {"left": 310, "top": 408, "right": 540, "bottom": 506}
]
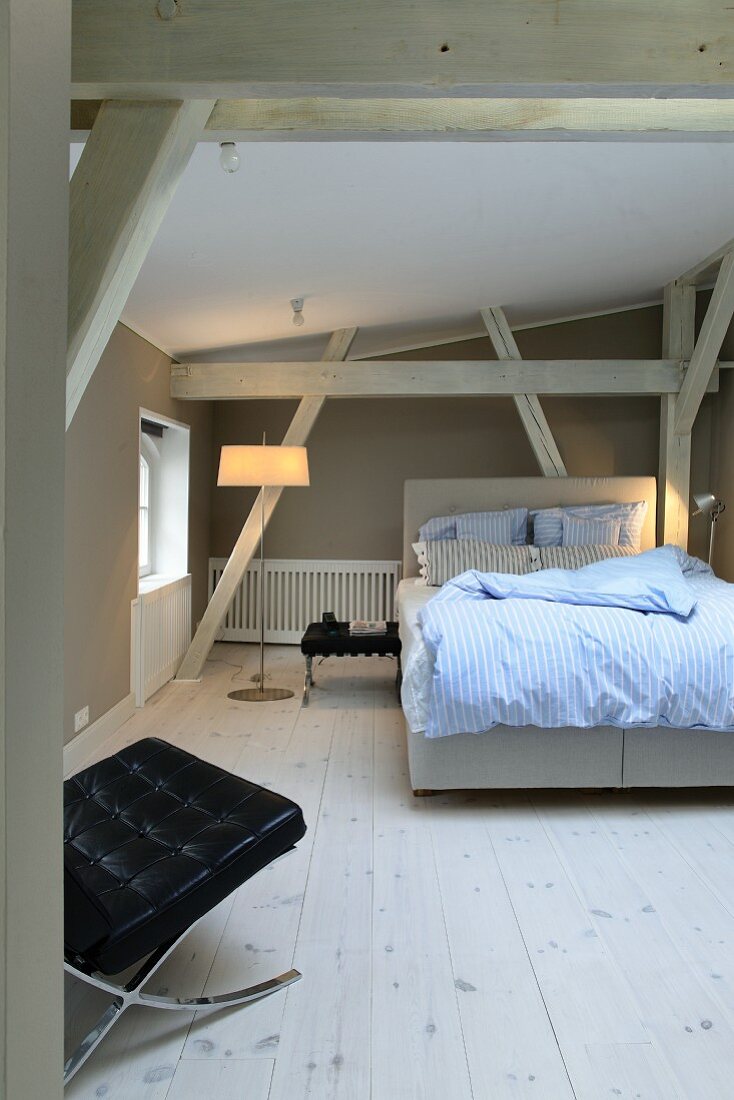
[{"left": 138, "top": 572, "right": 190, "bottom": 595}]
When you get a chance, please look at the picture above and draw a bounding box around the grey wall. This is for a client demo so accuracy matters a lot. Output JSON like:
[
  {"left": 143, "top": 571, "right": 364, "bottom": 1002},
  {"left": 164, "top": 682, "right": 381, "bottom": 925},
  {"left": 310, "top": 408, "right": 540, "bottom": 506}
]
[
  {"left": 710, "top": 317, "right": 734, "bottom": 582},
  {"left": 64, "top": 324, "right": 212, "bottom": 743},
  {"left": 210, "top": 305, "right": 715, "bottom": 564}
]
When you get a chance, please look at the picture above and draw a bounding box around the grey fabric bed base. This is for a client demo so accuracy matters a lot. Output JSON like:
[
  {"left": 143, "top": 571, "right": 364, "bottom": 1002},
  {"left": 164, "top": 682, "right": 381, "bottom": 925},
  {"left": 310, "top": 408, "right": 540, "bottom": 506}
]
[{"left": 406, "top": 722, "right": 734, "bottom": 791}]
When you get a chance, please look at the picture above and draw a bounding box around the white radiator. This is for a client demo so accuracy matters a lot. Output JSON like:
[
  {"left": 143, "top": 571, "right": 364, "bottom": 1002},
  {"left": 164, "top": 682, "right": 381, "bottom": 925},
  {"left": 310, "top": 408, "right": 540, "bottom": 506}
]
[
  {"left": 208, "top": 558, "right": 402, "bottom": 645},
  {"left": 131, "top": 575, "right": 192, "bottom": 706}
]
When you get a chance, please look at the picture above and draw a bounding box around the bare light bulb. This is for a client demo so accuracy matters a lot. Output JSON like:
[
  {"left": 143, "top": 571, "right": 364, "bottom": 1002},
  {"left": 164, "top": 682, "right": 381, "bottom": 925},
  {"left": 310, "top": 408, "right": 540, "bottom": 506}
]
[
  {"left": 292, "top": 311, "right": 305, "bottom": 327},
  {"left": 291, "top": 298, "right": 305, "bottom": 327},
  {"left": 219, "top": 142, "right": 240, "bottom": 174}
]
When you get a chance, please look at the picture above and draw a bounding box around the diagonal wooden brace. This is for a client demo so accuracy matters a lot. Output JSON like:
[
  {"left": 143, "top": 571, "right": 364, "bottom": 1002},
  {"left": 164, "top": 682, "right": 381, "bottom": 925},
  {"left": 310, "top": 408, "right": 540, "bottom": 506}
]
[
  {"left": 481, "top": 307, "right": 566, "bottom": 476},
  {"left": 175, "top": 328, "right": 357, "bottom": 681}
]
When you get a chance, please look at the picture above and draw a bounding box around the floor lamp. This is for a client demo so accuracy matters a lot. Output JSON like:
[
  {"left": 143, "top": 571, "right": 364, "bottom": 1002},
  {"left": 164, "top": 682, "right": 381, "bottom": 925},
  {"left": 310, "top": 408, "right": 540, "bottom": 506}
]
[
  {"left": 692, "top": 491, "right": 726, "bottom": 566},
  {"left": 218, "top": 438, "right": 310, "bottom": 702}
]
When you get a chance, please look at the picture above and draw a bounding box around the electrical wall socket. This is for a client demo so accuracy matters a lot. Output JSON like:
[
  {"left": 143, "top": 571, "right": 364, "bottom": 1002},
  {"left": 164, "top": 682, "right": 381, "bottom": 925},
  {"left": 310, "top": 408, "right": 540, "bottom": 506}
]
[{"left": 74, "top": 706, "right": 90, "bottom": 734}]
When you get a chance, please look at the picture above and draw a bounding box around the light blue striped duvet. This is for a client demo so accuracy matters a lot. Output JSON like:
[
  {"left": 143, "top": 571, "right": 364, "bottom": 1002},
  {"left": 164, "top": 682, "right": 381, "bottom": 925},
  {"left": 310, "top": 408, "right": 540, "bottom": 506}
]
[{"left": 415, "top": 547, "right": 734, "bottom": 738}]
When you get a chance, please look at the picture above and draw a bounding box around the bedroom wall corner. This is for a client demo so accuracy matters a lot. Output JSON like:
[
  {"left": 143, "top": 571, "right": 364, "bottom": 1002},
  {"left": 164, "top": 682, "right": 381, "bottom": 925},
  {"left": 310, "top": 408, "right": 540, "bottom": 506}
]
[{"left": 64, "top": 323, "right": 213, "bottom": 745}]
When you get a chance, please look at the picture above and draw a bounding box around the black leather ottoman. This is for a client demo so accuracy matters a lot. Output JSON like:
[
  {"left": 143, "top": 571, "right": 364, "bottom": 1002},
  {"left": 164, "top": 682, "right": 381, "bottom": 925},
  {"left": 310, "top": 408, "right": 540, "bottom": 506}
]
[
  {"left": 64, "top": 737, "right": 306, "bottom": 1084},
  {"left": 300, "top": 621, "right": 402, "bottom": 705}
]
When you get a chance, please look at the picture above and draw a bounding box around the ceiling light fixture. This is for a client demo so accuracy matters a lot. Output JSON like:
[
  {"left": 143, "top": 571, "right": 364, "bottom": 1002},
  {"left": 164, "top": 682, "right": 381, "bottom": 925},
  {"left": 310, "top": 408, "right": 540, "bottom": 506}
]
[
  {"left": 291, "top": 298, "right": 305, "bottom": 327},
  {"left": 219, "top": 142, "right": 240, "bottom": 174}
]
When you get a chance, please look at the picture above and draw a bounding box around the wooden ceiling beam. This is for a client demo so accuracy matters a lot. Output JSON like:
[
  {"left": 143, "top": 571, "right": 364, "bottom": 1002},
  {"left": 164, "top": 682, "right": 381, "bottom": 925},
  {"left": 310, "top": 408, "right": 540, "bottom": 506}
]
[
  {"left": 72, "top": 1, "right": 734, "bottom": 100},
  {"left": 170, "top": 359, "right": 723, "bottom": 400},
  {"left": 677, "top": 236, "right": 734, "bottom": 287},
  {"left": 71, "top": 97, "right": 734, "bottom": 141},
  {"left": 67, "top": 98, "right": 214, "bottom": 428}
]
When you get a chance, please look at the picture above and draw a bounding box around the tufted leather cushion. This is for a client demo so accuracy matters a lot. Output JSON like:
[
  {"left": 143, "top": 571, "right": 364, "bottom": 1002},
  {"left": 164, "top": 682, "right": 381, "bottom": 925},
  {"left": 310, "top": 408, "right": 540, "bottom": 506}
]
[
  {"left": 301, "top": 621, "right": 401, "bottom": 658},
  {"left": 64, "top": 738, "right": 306, "bottom": 975}
]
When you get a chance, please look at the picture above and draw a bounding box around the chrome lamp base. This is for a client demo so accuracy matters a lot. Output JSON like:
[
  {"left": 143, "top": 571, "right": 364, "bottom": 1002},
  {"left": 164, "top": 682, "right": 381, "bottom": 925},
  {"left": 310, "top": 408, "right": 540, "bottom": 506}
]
[{"left": 228, "top": 687, "right": 295, "bottom": 702}]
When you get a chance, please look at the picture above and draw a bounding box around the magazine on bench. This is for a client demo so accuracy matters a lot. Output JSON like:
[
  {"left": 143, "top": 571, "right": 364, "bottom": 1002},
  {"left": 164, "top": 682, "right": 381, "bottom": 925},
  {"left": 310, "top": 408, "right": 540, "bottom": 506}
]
[{"left": 349, "top": 620, "right": 387, "bottom": 635}]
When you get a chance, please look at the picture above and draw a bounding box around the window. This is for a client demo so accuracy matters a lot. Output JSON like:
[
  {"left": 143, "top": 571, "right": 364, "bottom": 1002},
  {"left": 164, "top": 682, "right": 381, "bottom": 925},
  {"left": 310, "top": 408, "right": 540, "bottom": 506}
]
[
  {"left": 139, "top": 453, "right": 151, "bottom": 576},
  {"left": 138, "top": 411, "right": 190, "bottom": 588}
]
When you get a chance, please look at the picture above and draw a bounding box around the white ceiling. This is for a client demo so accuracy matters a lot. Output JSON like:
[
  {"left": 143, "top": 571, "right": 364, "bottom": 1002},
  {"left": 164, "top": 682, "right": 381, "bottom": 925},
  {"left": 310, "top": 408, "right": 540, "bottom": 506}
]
[{"left": 71, "top": 141, "right": 734, "bottom": 360}]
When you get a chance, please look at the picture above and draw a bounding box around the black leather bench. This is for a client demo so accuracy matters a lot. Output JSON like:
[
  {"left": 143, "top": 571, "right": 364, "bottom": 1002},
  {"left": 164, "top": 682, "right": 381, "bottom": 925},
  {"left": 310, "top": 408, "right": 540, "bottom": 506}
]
[
  {"left": 64, "top": 737, "right": 306, "bottom": 1085},
  {"left": 300, "top": 621, "right": 402, "bottom": 705}
]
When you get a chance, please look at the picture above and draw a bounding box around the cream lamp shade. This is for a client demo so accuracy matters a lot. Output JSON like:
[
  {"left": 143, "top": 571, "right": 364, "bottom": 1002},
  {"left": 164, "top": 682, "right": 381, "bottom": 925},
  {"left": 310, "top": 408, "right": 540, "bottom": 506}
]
[{"left": 217, "top": 445, "right": 310, "bottom": 487}]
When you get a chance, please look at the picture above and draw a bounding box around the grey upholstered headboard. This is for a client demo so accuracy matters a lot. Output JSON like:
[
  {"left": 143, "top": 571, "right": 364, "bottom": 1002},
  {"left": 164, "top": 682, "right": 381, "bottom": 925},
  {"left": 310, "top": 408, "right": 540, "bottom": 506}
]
[{"left": 402, "top": 476, "right": 657, "bottom": 577}]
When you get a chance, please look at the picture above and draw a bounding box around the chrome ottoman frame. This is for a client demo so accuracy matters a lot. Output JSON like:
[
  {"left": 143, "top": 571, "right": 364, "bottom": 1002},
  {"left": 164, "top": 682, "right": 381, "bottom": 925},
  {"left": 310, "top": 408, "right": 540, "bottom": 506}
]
[{"left": 64, "top": 855, "right": 300, "bottom": 1085}]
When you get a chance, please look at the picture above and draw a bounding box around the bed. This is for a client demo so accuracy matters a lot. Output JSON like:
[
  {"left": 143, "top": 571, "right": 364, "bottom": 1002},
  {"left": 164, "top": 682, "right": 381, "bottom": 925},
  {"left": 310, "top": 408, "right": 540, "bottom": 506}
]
[{"left": 399, "top": 476, "right": 734, "bottom": 791}]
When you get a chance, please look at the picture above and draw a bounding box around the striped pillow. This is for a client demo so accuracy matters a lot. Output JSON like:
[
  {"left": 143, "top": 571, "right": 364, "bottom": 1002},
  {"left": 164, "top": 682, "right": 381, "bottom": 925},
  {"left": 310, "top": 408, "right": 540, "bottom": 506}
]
[
  {"left": 540, "top": 545, "right": 638, "bottom": 570},
  {"left": 532, "top": 500, "right": 648, "bottom": 549},
  {"left": 562, "top": 514, "right": 621, "bottom": 546},
  {"left": 418, "top": 514, "right": 457, "bottom": 541},
  {"left": 455, "top": 508, "right": 528, "bottom": 546},
  {"left": 420, "top": 540, "right": 535, "bottom": 586},
  {"left": 530, "top": 507, "right": 563, "bottom": 546}
]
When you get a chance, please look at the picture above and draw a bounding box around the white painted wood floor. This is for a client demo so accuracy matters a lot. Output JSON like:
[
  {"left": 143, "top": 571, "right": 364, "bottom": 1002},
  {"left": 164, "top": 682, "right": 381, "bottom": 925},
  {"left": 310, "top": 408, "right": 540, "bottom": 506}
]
[{"left": 66, "top": 644, "right": 734, "bottom": 1099}]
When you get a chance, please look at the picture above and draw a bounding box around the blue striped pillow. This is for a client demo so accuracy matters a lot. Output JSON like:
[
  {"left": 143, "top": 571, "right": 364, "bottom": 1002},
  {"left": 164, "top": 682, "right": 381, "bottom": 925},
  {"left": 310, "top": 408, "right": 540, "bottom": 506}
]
[
  {"left": 562, "top": 514, "right": 622, "bottom": 546},
  {"left": 418, "top": 514, "right": 457, "bottom": 541},
  {"left": 532, "top": 501, "right": 647, "bottom": 549},
  {"left": 455, "top": 508, "right": 528, "bottom": 546},
  {"left": 531, "top": 508, "right": 564, "bottom": 547}
]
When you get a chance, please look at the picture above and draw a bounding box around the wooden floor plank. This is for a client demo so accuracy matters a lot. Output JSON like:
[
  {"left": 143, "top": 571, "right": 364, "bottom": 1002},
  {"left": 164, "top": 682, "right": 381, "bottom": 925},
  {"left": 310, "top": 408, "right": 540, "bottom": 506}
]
[
  {"left": 370, "top": 686, "right": 475, "bottom": 1100},
  {"left": 267, "top": 678, "right": 375, "bottom": 1100},
  {"left": 430, "top": 809, "right": 575, "bottom": 1099},
  {"left": 485, "top": 796, "right": 669, "bottom": 1099},
  {"left": 586, "top": 795, "right": 734, "bottom": 1028},
  {"left": 644, "top": 798, "right": 734, "bottom": 918},
  {"left": 371, "top": 824, "right": 474, "bottom": 1100},
  {"left": 580, "top": 1042, "right": 681, "bottom": 1100},
  {"left": 182, "top": 703, "right": 337, "bottom": 1060},
  {"left": 165, "top": 1057, "right": 273, "bottom": 1099},
  {"left": 537, "top": 794, "right": 734, "bottom": 1098}
]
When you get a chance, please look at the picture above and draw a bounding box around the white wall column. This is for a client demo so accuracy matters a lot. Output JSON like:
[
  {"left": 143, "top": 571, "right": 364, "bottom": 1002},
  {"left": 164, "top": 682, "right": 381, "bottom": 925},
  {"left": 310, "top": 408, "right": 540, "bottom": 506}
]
[
  {"left": 658, "top": 281, "right": 695, "bottom": 547},
  {"left": 0, "top": 1, "right": 69, "bottom": 1096}
]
